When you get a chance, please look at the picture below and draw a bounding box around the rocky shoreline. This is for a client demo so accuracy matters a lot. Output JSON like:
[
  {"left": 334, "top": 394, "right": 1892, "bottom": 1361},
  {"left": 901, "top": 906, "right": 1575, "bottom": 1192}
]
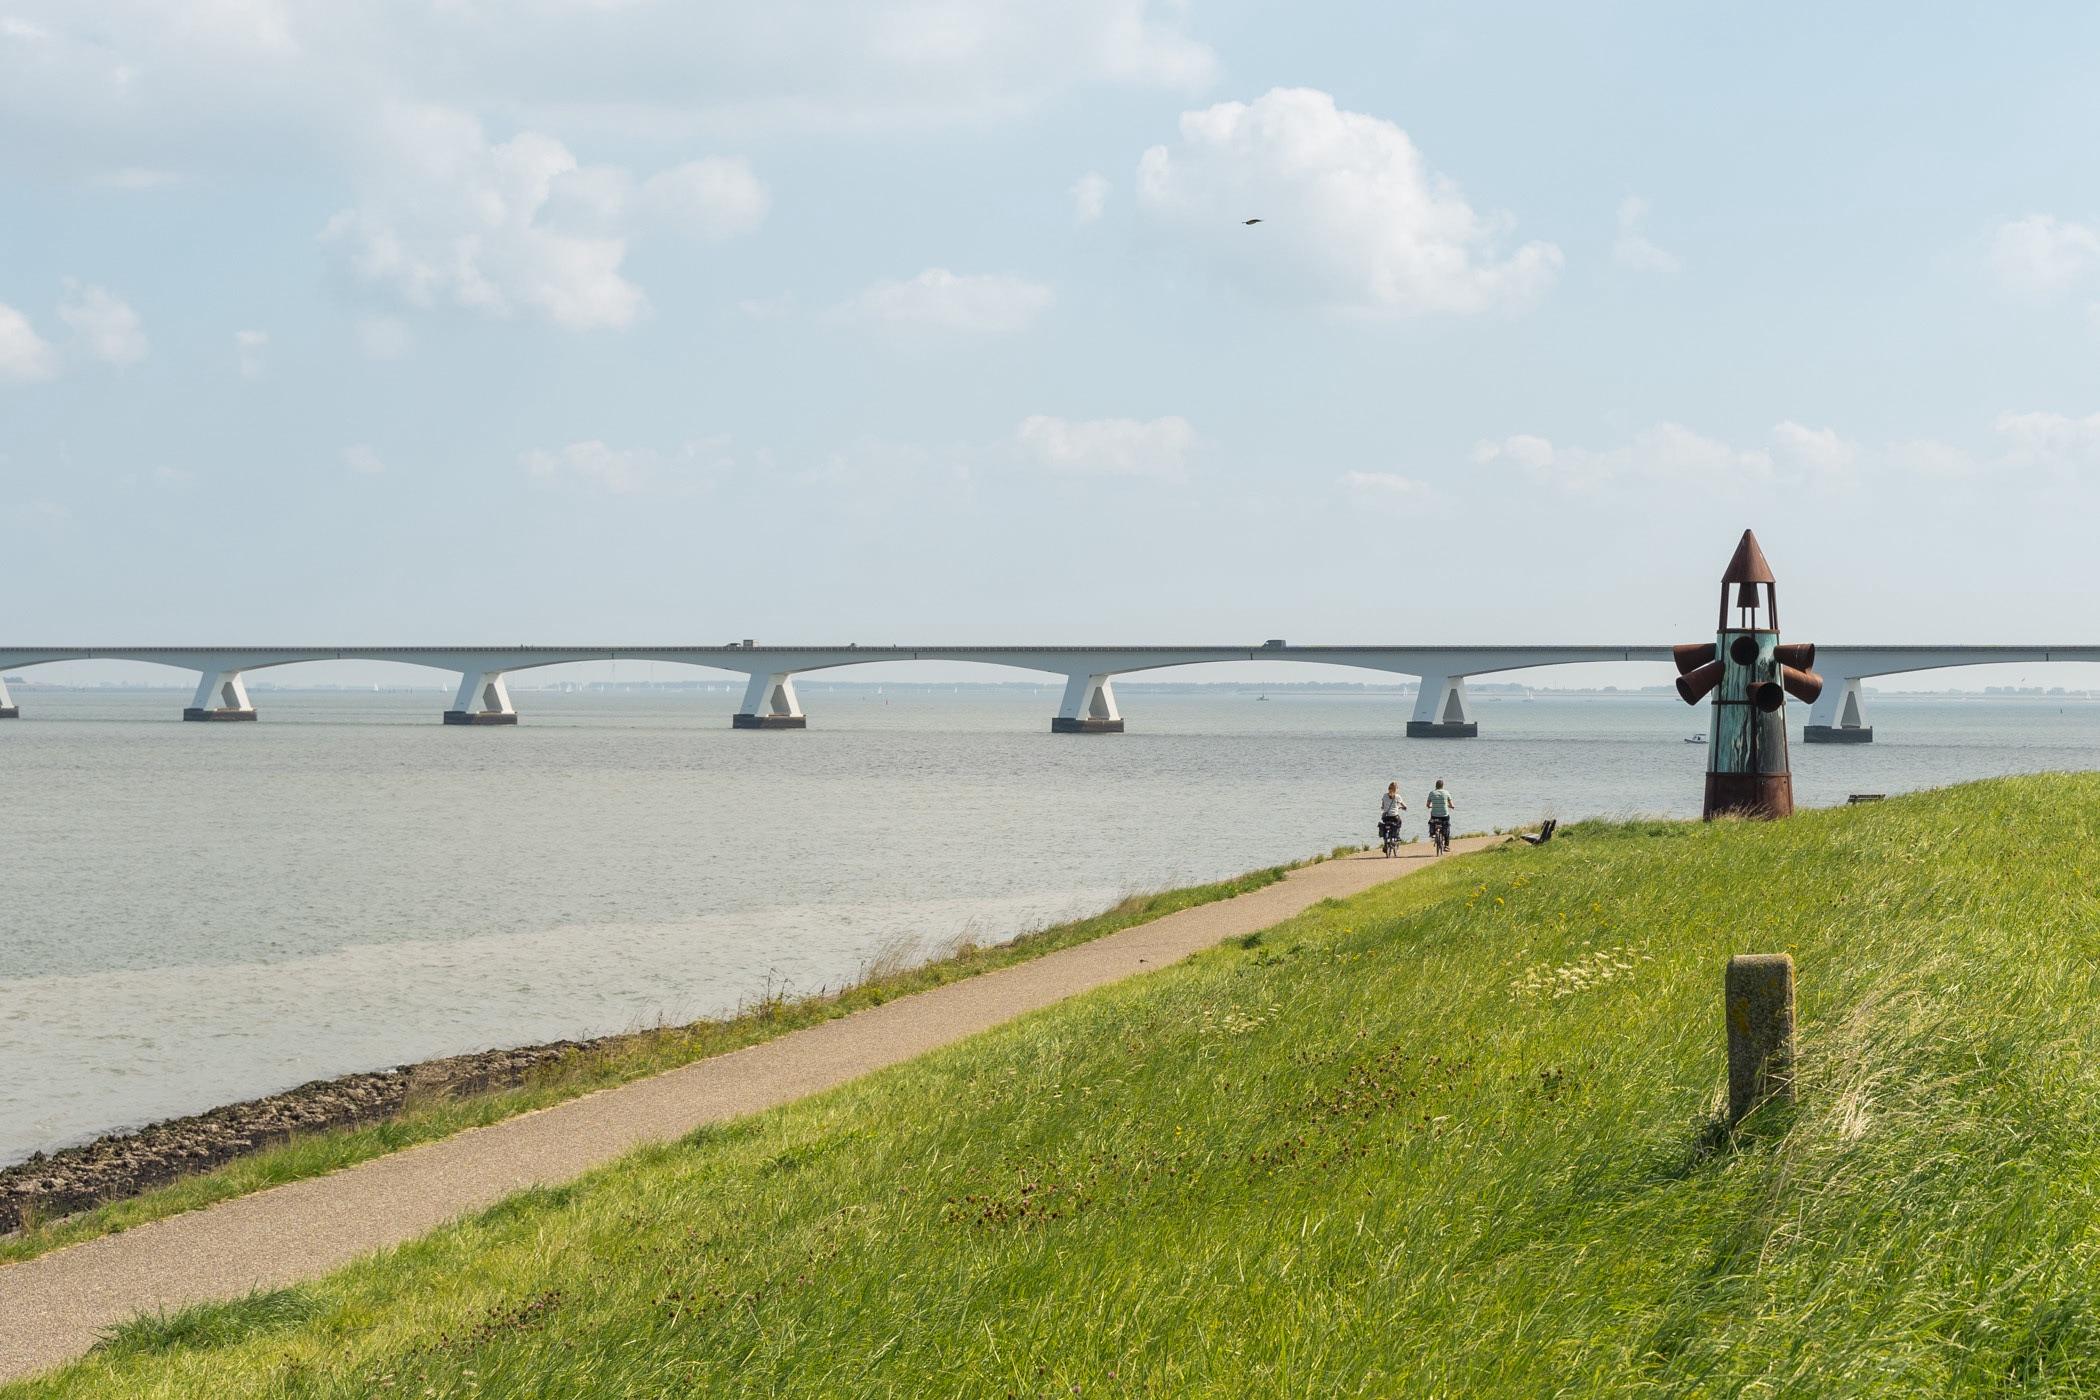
[{"left": 0, "top": 1040, "right": 591, "bottom": 1236}]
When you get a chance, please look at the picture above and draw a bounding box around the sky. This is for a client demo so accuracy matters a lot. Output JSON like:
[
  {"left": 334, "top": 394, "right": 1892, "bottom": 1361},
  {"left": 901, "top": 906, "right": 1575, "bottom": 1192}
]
[{"left": 6, "top": 2, "right": 2100, "bottom": 690}]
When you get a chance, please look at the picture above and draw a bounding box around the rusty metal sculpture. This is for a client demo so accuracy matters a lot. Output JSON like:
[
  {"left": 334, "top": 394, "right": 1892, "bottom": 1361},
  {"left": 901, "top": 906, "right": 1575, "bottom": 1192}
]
[{"left": 1674, "top": 530, "right": 1823, "bottom": 819}]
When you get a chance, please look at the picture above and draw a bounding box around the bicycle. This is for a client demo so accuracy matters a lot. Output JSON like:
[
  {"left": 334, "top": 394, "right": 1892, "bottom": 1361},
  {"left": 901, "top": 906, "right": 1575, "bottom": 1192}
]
[
  {"left": 1429, "top": 815, "right": 1451, "bottom": 855},
  {"left": 1379, "top": 815, "right": 1404, "bottom": 857}
]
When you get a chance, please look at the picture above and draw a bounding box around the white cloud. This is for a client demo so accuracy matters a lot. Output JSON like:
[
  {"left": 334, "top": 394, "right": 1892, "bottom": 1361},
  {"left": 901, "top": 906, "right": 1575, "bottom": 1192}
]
[
  {"left": 342, "top": 444, "right": 386, "bottom": 474},
  {"left": 522, "top": 437, "right": 733, "bottom": 494},
  {"left": 1476, "top": 419, "right": 1994, "bottom": 492},
  {"left": 57, "top": 280, "right": 147, "bottom": 365},
  {"left": 735, "top": 293, "right": 797, "bottom": 321},
  {"left": 234, "top": 328, "right": 268, "bottom": 378},
  {"left": 0, "top": 2, "right": 1215, "bottom": 181},
  {"left": 0, "top": 303, "right": 58, "bottom": 382},
  {"left": 1770, "top": 420, "right": 1856, "bottom": 474},
  {"left": 1471, "top": 433, "right": 1553, "bottom": 469},
  {"left": 322, "top": 104, "right": 767, "bottom": 331},
  {"left": 1989, "top": 215, "right": 2100, "bottom": 295},
  {"left": 1884, "top": 439, "right": 1975, "bottom": 479},
  {"left": 839, "top": 268, "right": 1053, "bottom": 337},
  {"left": 637, "top": 158, "right": 770, "bottom": 240},
  {"left": 1071, "top": 171, "right": 1110, "bottom": 224},
  {"left": 1613, "top": 195, "right": 1679, "bottom": 274},
  {"left": 1473, "top": 422, "right": 1772, "bottom": 491},
  {"left": 1994, "top": 410, "right": 2100, "bottom": 473},
  {"left": 1341, "top": 471, "right": 1434, "bottom": 513},
  {"left": 1016, "top": 414, "right": 1193, "bottom": 480},
  {"left": 1135, "top": 87, "right": 1561, "bottom": 316}
]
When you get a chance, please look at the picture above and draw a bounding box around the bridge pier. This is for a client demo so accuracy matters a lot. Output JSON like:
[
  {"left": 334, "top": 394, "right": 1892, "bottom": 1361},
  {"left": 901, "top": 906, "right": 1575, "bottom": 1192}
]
[
  {"left": 1804, "top": 677, "right": 1872, "bottom": 743},
  {"left": 444, "top": 670, "right": 518, "bottom": 725},
  {"left": 733, "top": 672, "right": 806, "bottom": 729},
  {"left": 1052, "top": 673, "right": 1123, "bottom": 733},
  {"left": 1406, "top": 674, "right": 1478, "bottom": 738},
  {"left": 183, "top": 668, "right": 258, "bottom": 721}
]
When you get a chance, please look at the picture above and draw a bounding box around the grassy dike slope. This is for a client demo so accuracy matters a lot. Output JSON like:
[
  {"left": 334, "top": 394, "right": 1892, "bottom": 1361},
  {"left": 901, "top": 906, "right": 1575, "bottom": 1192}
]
[{"left": 21, "top": 774, "right": 2100, "bottom": 1397}]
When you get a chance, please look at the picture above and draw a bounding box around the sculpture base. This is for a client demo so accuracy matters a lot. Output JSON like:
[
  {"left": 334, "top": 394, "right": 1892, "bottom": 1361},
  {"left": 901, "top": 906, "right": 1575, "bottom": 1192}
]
[
  {"left": 183, "top": 708, "right": 258, "bottom": 721},
  {"left": 1050, "top": 717, "right": 1124, "bottom": 734},
  {"left": 442, "top": 711, "right": 518, "bottom": 726},
  {"left": 1704, "top": 771, "right": 1793, "bottom": 820},
  {"left": 1406, "top": 720, "right": 1478, "bottom": 738},
  {"left": 0, "top": 706, "right": 16, "bottom": 719},
  {"left": 732, "top": 713, "right": 807, "bottom": 729},
  {"left": 1803, "top": 725, "right": 1873, "bottom": 744}
]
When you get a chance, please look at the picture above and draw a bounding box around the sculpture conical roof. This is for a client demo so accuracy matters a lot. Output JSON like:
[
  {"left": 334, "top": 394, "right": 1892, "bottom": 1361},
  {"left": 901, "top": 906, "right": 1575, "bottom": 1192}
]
[{"left": 1720, "top": 529, "right": 1775, "bottom": 584}]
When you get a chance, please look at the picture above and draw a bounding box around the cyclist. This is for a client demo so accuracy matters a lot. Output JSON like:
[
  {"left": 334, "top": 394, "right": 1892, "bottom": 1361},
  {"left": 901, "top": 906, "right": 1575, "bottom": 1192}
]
[
  {"left": 1425, "top": 779, "right": 1456, "bottom": 853},
  {"left": 1379, "top": 782, "right": 1407, "bottom": 853}
]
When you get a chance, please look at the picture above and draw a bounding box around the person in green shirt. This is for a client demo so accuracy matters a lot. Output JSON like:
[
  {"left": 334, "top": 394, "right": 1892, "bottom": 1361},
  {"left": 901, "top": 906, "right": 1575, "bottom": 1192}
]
[{"left": 1425, "top": 779, "right": 1456, "bottom": 852}]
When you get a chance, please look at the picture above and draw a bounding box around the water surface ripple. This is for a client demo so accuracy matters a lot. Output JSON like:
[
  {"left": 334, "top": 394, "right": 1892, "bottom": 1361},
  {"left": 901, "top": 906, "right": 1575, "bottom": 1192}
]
[{"left": 3, "top": 687, "right": 2094, "bottom": 1162}]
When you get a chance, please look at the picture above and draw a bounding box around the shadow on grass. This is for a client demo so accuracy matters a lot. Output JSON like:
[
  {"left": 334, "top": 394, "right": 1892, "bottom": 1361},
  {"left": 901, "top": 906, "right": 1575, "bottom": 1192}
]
[
  {"left": 1651, "top": 1097, "right": 1801, "bottom": 1185},
  {"left": 472, "top": 1181, "right": 582, "bottom": 1229},
  {"left": 94, "top": 1286, "right": 322, "bottom": 1360}
]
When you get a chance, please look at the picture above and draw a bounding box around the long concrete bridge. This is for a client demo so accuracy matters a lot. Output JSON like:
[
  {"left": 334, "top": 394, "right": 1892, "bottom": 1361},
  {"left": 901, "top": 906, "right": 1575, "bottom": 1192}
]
[{"left": 2, "top": 643, "right": 2097, "bottom": 741}]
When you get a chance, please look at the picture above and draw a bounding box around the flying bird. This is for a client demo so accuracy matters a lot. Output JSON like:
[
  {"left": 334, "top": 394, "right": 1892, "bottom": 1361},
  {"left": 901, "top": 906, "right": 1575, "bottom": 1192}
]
[{"left": 1243, "top": 218, "right": 1263, "bottom": 225}]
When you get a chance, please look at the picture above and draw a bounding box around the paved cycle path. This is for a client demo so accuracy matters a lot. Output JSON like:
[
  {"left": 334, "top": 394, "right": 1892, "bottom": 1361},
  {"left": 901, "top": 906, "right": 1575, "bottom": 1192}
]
[{"left": 0, "top": 838, "right": 1493, "bottom": 1383}]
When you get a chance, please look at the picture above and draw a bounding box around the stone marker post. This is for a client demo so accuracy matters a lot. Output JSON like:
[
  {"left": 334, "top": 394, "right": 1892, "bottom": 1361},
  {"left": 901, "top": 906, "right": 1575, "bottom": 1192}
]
[{"left": 1725, "top": 953, "right": 1795, "bottom": 1124}]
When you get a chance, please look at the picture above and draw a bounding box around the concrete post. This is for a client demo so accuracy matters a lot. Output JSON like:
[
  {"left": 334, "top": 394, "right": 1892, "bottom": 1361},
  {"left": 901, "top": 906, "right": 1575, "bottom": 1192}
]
[
  {"left": 0, "top": 673, "right": 15, "bottom": 718},
  {"left": 733, "top": 672, "right": 806, "bottom": 729},
  {"left": 443, "top": 669, "right": 518, "bottom": 725},
  {"left": 1805, "top": 676, "right": 1872, "bottom": 744},
  {"left": 183, "top": 668, "right": 258, "bottom": 721},
  {"left": 1051, "top": 673, "right": 1124, "bottom": 733},
  {"left": 1725, "top": 953, "right": 1795, "bottom": 1124},
  {"left": 1406, "top": 674, "right": 1477, "bottom": 738}
]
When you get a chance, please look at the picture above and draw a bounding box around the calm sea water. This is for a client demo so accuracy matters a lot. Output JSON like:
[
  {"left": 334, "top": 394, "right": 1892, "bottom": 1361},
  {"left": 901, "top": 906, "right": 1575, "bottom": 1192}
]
[{"left": 4, "top": 686, "right": 2097, "bottom": 1163}]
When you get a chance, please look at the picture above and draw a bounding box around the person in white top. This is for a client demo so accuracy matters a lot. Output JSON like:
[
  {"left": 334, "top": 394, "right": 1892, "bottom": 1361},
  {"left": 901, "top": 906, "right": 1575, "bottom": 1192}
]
[{"left": 1379, "top": 782, "right": 1407, "bottom": 844}]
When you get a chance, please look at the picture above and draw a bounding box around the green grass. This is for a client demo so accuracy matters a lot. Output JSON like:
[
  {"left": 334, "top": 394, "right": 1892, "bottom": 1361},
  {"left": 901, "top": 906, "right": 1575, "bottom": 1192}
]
[
  {"left": 0, "top": 861, "right": 1304, "bottom": 1266},
  {"left": 17, "top": 774, "right": 2100, "bottom": 1396}
]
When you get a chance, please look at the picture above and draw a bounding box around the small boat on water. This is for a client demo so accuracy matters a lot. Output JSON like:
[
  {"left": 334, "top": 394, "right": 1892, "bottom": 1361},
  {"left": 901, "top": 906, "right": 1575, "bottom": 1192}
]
[{"left": 1685, "top": 734, "right": 1707, "bottom": 744}]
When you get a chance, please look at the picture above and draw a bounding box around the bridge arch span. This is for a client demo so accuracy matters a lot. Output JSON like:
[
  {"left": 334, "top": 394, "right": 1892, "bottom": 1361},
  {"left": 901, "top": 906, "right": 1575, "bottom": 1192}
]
[
  {"left": 1805, "top": 646, "right": 2100, "bottom": 743},
  {"left": 8, "top": 643, "right": 2089, "bottom": 739}
]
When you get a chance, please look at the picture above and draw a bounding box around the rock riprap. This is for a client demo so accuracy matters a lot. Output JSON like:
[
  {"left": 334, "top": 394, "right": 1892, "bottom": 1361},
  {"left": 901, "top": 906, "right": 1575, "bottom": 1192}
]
[{"left": 0, "top": 1042, "right": 582, "bottom": 1234}]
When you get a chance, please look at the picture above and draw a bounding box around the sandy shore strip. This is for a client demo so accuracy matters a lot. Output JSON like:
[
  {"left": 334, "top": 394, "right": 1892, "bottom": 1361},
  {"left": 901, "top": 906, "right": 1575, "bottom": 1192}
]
[{"left": 0, "top": 839, "right": 1491, "bottom": 1384}]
